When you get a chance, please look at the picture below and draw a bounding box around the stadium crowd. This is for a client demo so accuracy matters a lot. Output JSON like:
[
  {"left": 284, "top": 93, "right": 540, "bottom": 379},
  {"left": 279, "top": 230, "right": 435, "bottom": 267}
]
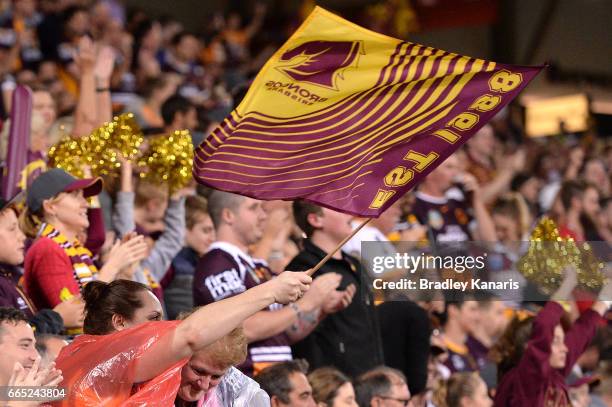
[{"left": 0, "top": 0, "right": 611, "bottom": 406}]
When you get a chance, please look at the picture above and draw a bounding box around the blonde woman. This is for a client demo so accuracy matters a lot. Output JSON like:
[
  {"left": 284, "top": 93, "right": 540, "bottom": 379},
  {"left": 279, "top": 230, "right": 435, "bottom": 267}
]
[{"left": 21, "top": 168, "right": 147, "bottom": 310}]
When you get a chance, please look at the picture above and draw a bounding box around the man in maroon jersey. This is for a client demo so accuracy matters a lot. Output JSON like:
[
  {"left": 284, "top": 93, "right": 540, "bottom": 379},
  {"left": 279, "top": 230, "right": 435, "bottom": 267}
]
[{"left": 193, "top": 190, "right": 342, "bottom": 376}]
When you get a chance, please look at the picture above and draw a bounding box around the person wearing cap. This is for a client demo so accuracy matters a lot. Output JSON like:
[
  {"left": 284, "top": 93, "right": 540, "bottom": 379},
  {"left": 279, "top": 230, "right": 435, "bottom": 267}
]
[
  {"left": 20, "top": 168, "right": 148, "bottom": 310},
  {"left": 0, "top": 193, "right": 84, "bottom": 333}
]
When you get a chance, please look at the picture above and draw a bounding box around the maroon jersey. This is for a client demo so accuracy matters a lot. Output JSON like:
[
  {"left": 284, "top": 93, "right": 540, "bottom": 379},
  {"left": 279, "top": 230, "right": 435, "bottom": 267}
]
[
  {"left": 193, "top": 241, "right": 292, "bottom": 376},
  {"left": 466, "top": 335, "right": 489, "bottom": 370},
  {"left": 411, "top": 191, "right": 473, "bottom": 242},
  {"left": 0, "top": 265, "right": 35, "bottom": 318},
  {"left": 495, "top": 302, "right": 600, "bottom": 407},
  {"left": 443, "top": 337, "right": 478, "bottom": 373}
]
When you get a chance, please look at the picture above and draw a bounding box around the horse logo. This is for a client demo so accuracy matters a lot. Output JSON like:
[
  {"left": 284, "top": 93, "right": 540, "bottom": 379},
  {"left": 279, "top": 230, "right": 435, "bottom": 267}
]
[{"left": 276, "top": 40, "right": 363, "bottom": 90}]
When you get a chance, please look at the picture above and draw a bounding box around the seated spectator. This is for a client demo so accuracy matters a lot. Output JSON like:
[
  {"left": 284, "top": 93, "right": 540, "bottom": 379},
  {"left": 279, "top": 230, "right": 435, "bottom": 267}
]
[
  {"left": 0, "top": 307, "right": 62, "bottom": 387},
  {"left": 432, "top": 372, "right": 492, "bottom": 407},
  {"left": 489, "top": 195, "right": 531, "bottom": 302},
  {"left": 491, "top": 193, "right": 531, "bottom": 245},
  {"left": 163, "top": 195, "right": 215, "bottom": 320},
  {"left": 21, "top": 169, "right": 146, "bottom": 310},
  {"left": 590, "top": 361, "right": 612, "bottom": 407},
  {"left": 308, "top": 367, "right": 358, "bottom": 407},
  {"left": 180, "top": 365, "right": 269, "bottom": 406},
  {"left": 132, "top": 177, "right": 170, "bottom": 235},
  {"left": 0, "top": 0, "right": 44, "bottom": 71},
  {"left": 160, "top": 31, "right": 203, "bottom": 77},
  {"left": 582, "top": 157, "right": 610, "bottom": 197},
  {"left": 0, "top": 86, "right": 57, "bottom": 187},
  {"left": 0, "top": 194, "right": 35, "bottom": 316},
  {"left": 35, "top": 333, "right": 68, "bottom": 368},
  {"left": 568, "top": 328, "right": 607, "bottom": 383},
  {"left": 255, "top": 359, "right": 316, "bottom": 407},
  {"left": 354, "top": 366, "right": 411, "bottom": 407},
  {"left": 52, "top": 6, "right": 89, "bottom": 68},
  {"left": 175, "top": 313, "right": 268, "bottom": 406},
  {"left": 599, "top": 197, "right": 612, "bottom": 242}
]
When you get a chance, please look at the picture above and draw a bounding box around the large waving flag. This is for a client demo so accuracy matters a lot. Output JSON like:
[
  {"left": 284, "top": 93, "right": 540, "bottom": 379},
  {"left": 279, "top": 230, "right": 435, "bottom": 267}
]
[{"left": 194, "top": 7, "right": 542, "bottom": 217}]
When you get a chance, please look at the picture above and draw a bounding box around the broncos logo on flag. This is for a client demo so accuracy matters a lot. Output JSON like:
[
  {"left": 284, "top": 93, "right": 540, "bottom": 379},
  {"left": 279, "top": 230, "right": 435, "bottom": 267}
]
[{"left": 276, "top": 40, "right": 363, "bottom": 90}]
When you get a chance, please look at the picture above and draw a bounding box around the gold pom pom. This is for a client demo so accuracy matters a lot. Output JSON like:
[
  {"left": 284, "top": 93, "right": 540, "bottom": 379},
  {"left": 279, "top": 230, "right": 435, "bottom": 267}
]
[
  {"left": 48, "top": 136, "right": 87, "bottom": 178},
  {"left": 88, "top": 113, "right": 144, "bottom": 176},
  {"left": 48, "top": 113, "right": 144, "bottom": 178},
  {"left": 517, "top": 217, "right": 605, "bottom": 295},
  {"left": 138, "top": 130, "right": 194, "bottom": 193}
]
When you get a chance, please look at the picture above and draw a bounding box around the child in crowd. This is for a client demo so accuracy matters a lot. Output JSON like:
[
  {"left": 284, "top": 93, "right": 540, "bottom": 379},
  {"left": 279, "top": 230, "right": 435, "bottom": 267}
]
[
  {"left": 112, "top": 157, "right": 186, "bottom": 300},
  {"left": 162, "top": 194, "right": 215, "bottom": 320}
]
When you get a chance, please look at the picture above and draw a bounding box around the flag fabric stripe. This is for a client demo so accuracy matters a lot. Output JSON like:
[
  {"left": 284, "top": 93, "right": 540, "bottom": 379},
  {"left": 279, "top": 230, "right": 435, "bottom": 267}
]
[
  {"left": 193, "top": 6, "right": 543, "bottom": 217},
  {"left": 194, "top": 101, "right": 458, "bottom": 190},
  {"left": 225, "top": 57, "right": 482, "bottom": 135},
  {"left": 195, "top": 70, "right": 473, "bottom": 170},
  {"left": 193, "top": 89, "right": 461, "bottom": 176},
  {"left": 218, "top": 70, "right": 467, "bottom": 145},
  {"left": 193, "top": 74, "right": 466, "bottom": 183},
  {"left": 226, "top": 49, "right": 479, "bottom": 129},
  {"left": 193, "top": 73, "right": 468, "bottom": 175}
]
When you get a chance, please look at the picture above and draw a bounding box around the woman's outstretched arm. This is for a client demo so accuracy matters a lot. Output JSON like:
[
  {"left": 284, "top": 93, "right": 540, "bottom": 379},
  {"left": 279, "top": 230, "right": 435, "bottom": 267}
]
[{"left": 134, "top": 271, "right": 311, "bottom": 382}]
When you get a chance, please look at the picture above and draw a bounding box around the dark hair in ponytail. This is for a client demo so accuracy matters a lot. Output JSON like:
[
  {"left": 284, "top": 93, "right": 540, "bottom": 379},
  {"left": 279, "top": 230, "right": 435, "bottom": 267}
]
[{"left": 83, "top": 280, "right": 152, "bottom": 335}]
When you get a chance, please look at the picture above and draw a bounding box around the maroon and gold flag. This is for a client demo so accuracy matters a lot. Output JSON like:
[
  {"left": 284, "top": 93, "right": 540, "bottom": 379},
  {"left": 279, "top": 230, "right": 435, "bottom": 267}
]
[{"left": 193, "top": 6, "right": 542, "bottom": 217}]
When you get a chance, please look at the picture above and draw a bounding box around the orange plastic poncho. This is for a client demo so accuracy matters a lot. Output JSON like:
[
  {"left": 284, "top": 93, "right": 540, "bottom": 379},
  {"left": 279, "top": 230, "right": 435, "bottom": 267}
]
[{"left": 52, "top": 321, "right": 188, "bottom": 406}]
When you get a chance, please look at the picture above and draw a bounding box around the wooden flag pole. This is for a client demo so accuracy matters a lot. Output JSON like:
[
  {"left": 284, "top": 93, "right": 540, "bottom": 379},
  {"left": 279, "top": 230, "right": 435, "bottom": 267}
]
[{"left": 306, "top": 217, "right": 373, "bottom": 276}]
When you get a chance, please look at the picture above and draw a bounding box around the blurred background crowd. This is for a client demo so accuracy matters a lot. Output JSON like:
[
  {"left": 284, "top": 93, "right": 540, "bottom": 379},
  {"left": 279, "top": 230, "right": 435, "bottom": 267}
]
[{"left": 0, "top": 0, "right": 610, "bottom": 406}]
